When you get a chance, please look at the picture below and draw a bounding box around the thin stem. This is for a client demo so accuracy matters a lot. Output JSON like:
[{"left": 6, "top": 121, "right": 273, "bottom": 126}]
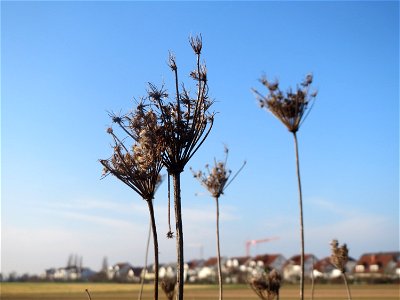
[
  {"left": 172, "top": 172, "right": 184, "bottom": 300},
  {"left": 167, "top": 173, "right": 172, "bottom": 234},
  {"left": 342, "top": 272, "right": 352, "bottom": 300},
  {"left": 310, "top": 257, "right": 315, "bottom": 300},
  {"left": 215, "top": 196, "right": 223, "bottom": 300},
  {"left": 85, "top": 289, "right": 92, "bottom": 300},
  {"left": 138, "top": 220, "right": 151, "bottom": 300},
  {"left": 293, "top": 132, "right": 305, "bottom": 300},
  {"left": 147, "top": 200, "right": 159, "bottom": 300}
]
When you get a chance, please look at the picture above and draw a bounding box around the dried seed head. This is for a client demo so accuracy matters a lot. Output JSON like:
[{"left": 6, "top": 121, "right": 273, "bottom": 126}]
[
  {"left": 100, "top": 104, "right": 164, "bottom": 201},
  {"left": 254, "top": 75, "right": 317, "bottom": 133},
  {"left": 302, "top": 73, "right": 313, "bottom": 86},
  {"left": 147, "top": 83, "right": 168, "bottom": 101},
  {"left": 330, "top": 239, "right": 349, "bottom": 273},
  {"left": 248, "top": 270, "right": 281, "bottom": 300},
  {"left": 189, "top": 34, "right": 202, "bottom": 54},
  {"left": 168, "top": 52, "right": 177, "bottom": 71},
  {"left": 161, "top": 277, "right": 177, "bottom": 300},
  {"left": 107, "top": 127, "right": 113, "bottom": 134},
  {"left": 191, "top": 147, "right": 245, "bottom": 198}
]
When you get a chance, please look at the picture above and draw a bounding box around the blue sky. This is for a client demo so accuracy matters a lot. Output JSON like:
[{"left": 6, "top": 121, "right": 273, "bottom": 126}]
[{"left": 2, "top": 1, "right": 398, "bottom": 276}]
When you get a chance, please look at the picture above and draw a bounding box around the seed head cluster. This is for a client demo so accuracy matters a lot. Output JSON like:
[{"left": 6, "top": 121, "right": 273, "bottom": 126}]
[
  {"left": 191, "top": 147, "right": 230, "bottom": 198},
  {"left": 100, "top": 104, "right": 164, "bottom": 201},
  {"left": 249, "top": 269, "right": 282, "bottom": 300},
  {"left": 253, "top": 74, "right": 317, "bottom": 133},
  {"left": 330, "top": 239, "right": 349, "bottom": 273},
  {"left": 160, "top": 277, "right": 177, "bottom": 300},
  {"left": 148, "top": 34, "right": 214, "bottom": 174}
]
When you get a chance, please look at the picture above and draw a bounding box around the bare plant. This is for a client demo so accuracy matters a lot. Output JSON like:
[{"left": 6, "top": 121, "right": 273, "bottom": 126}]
[
  {"left": 138, "top": 221, "right": 151, "bottom": 300},
  {"left": 330, "top": 239, "right": 352, "bottom": 300},
  {"left": 100, "top": 104, "right": 164, "bottom": 300},
  {"left": 248, "top": 269, "right": 282, "bottom": 300},
  {"left": 253, "top": 74, "right": 317, "bottom": 300},
  {"left": 160, "top": 277, "right": 177, "bottom": 300},
  {"left": 147, "top": 34, "right": 214, "bottom": 300},
  {"left": 85, "top": 289, "right": 92, "bottom": 300},
  {"left": 191, "top": 146, "right": 245, "bottom": 300}
]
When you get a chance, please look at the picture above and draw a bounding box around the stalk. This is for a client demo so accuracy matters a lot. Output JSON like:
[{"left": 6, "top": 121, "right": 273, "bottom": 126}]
[
  {"left": 293, "top": 132, "right": 305, "bottom": 300},
  {"left": 147, "top": 200, "right": 159, "bottom": 300},
  {"left": 138, "top": 220, "right": 151, "bottom": 300},
  {"left": 215, "top": 196, "right": 223, "bottom": 300},
  {"left": 172, "top": 172, "right": 184, "bottom": 300},
  {"left": 342, "top": 273, "right": 352, "bottom": 300}
]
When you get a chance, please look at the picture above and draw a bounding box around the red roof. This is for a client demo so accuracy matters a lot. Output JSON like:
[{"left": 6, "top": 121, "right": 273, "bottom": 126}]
[
  {"left": 203, "top": 257, "right": 218, "bottom": 267},
  {"left": 285, "top": 254, "right": 317, "bottom": 266},
  {"left": 253, "top": 254, "right": 282, "bottom": 265},
  {"left": 356, "top": 252, "right": 399, "bottom": 272}
]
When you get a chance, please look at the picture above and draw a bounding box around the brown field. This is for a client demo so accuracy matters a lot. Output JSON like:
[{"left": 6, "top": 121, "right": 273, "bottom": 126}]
[{"left": 1, "top": 282, "right": 399, "bottom": 300}]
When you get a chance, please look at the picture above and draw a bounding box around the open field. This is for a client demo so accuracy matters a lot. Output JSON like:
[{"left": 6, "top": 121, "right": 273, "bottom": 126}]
[{"left": 1, "top": 283, "right": 399, "bottom": 300}]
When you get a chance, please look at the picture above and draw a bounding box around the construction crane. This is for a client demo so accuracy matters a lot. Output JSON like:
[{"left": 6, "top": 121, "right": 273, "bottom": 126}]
[{"left": 245, "top": 237, "right": 279, "bottom": 257}]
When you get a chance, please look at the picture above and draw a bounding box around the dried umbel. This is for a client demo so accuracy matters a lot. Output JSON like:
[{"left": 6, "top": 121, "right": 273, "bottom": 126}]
[
  {"left": 160, "top": 277, "right": 177, "bottom": 300},
  {"left": 330, "top": 239, "right": 352, "bottom": 300},
  {"left": 191, "top": 147, "right": 246, "bottom": 198},
  {"left": 249, "top": 270, "right": 282, "bottom": 300},
  {"left": 253, "top": 74, "right": 317, "bottom": 133},
  {"left": 330, "top": 239, "right": 349, "bottom": 273},
  {"left": 148, "top": 34, "right": 214, "bottom": 174},
  {"left": 146, "top": 34, "right": 214, "bottom": 300},
  {"left": 253, "top": 73, "right": 317, "bottom": 300},
  {"left": 100, "top": 104, "right": 164, "bottom": 200},
  {"left": 100, "top": 103, "right": 164, "bottom": 300},
  {"left": 191, "top": 146, "right": 245, "bottom": 300}
]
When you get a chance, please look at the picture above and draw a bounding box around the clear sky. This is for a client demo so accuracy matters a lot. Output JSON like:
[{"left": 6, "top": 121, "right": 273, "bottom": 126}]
[{"left": 2, "top": 1, "right": 399, "bottom": 276}]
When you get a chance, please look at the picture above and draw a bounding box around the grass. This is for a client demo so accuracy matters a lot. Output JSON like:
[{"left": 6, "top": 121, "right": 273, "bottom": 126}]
[{"left": 1, "top": 283, "right": 399, "bottom": 300}]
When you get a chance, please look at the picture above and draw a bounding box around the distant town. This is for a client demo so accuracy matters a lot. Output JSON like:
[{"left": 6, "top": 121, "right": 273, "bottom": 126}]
[{"left": 2, "top": 251, "right": 399, "bottom": 284}]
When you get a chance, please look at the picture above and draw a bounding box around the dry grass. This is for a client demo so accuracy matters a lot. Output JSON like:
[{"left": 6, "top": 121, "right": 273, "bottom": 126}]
[{"left": 1, "top": 283, "right": 398, "bottom": 300}]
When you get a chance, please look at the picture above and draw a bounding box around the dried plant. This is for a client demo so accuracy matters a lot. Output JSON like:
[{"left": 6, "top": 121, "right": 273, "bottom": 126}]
[
  {"left": 100, "top": 104, "right": 164, "bottom": 300},
  {"left": 330, "top": 239, "right": 352, "bottom": 300},
  {"left": 248, "top": 269, "right": 282, "bottom": 300},
  {"left": 85, "top": 289, "right": 92, "bottom": 300},
  {"left": 253, "top": 74, "right": 317, "bottom": 300},
  {"left": 160, "top": 277, "right": 177, "bottom": 300},
  {"left": 138, "top": 222, "right": 151, "bottom": 300},
  {"left": 147, "top": 34, "right": 214, "bottom": 300},
  {"left": 191, "top": 146, "right": 245, "bottom": 300}
]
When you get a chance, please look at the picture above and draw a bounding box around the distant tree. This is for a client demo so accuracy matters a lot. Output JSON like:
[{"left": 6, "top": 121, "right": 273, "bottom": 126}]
[
  {"left": 101, "top": 256, "right": 109, "bottom": 273},
  {"left": 67, "top": 254, "right": 74, "bottom": 268}
]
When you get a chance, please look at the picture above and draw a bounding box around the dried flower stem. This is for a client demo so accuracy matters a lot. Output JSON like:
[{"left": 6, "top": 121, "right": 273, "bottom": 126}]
[
  {"left": 138, "top": 220, "right": 151, "bottom": 300},
  {"left": 85, "top": 289, "right": 92, "bottom": 300},
  {"left": 330, "top": 239, "right": 352, "bottom": 300},
  {"left": 192, "top": 147, "right": 245, "bottom": 300},
  {"left": 215, "top": 196, "right": 223, "bottom": 300},
  {"left": 342, "top": 273, "right": 352, "bottom": 300},
  {"left": 254, "top": 74, "right": 316, "bottom": 300},
  {"left": 310, "top": 256, "right": 315, "bottom": 300},
  {"left": 172, "top": 172, "right": 184, "bottom": 298},
  {"left": 100, "top": 105, "right": 164, "bottom": 300},
  {"left": 147, "top": 199, "right": 159, "bottom": 300},
  {"left": 147, "top": 35, "right": 213, "bottom": 300},
  {"left": 293, "top": 132, "right": 305, "bottom": 300}
]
